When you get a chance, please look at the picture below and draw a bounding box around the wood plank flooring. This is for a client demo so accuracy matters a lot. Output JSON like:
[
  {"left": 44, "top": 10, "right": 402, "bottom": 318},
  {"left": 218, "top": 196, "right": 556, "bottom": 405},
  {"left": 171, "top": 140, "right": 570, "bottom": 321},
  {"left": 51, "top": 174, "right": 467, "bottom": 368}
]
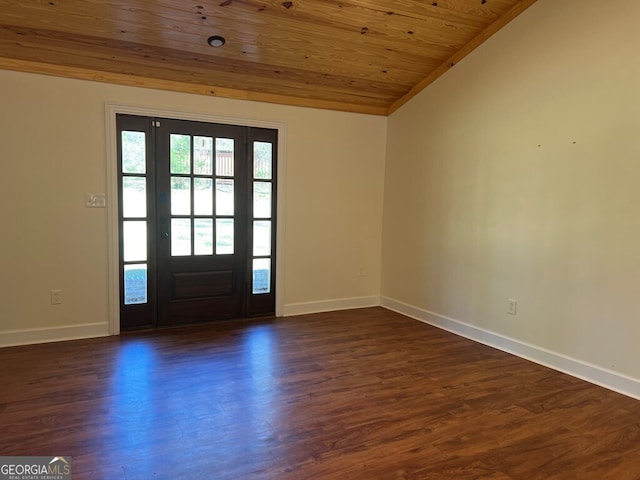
[{"left": 0, "top": 307, "right": 639, "bottom": 479}]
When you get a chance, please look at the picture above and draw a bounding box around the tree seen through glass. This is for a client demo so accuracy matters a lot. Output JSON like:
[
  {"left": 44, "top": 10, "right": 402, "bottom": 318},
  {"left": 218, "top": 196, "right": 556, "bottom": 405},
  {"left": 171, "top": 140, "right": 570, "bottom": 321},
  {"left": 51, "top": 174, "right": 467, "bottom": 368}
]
[
  {"left": 122, "top": 131, "right": 146, "bottom": 174},
  {"left": 254, "top": 141, "right": 272, "bottom": 179}
]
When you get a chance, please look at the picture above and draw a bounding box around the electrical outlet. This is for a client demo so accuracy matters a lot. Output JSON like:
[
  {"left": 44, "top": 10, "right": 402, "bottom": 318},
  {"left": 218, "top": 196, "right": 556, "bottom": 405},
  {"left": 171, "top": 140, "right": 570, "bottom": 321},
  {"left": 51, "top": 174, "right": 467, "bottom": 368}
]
[
  {"left": 507, "top": 299, "right": 517, "bottom": 315},
  {"left": 51, "top": 289, "right": 63, "bottom": 305}
]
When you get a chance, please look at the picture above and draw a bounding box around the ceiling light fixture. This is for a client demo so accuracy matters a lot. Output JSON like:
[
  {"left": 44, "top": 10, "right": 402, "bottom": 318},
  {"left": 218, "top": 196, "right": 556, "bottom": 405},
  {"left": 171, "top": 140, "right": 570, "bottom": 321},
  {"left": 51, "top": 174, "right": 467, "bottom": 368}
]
[{"left": 207, "top": 35, "right": 226, "bottom": 47}]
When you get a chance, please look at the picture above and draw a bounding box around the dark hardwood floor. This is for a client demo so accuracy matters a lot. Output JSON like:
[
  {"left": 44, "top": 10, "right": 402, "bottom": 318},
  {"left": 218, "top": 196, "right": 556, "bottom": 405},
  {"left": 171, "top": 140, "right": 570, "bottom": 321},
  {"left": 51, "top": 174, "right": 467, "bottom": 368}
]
[{"left": 0, "top": 307, "right": 639, "bottom": 479}]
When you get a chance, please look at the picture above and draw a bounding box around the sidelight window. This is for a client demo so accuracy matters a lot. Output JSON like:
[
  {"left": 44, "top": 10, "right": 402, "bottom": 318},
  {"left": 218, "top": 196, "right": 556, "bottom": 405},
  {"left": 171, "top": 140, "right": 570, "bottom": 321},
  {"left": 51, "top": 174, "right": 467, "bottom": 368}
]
[
  {"left": 252, "top": 141, "right": 274, "bottom": 294},
  {"left": 121, "top": 130, "right": 149, "bottom": 305}
]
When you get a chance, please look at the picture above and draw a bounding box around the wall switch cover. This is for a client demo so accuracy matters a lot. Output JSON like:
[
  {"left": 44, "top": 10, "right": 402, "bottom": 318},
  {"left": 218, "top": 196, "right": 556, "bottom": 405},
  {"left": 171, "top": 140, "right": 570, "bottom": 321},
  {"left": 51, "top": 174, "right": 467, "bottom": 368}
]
[{"left": 85, "top": 193, "right": 106, "bottom": 208}]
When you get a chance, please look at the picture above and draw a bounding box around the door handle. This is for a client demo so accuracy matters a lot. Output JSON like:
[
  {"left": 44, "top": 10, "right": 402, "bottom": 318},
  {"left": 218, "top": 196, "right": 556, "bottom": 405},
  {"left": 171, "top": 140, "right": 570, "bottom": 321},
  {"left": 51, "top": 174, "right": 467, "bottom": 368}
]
[{"left": 160, "top": 232, "right": 169, "bottom": 239}]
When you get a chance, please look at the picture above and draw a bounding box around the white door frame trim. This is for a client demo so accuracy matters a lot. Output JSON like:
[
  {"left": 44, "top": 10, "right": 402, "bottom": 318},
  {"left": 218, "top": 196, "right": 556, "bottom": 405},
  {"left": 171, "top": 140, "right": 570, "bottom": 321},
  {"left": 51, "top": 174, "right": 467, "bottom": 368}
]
[{"left": 105, "top": 103, "right": 287, "bottom": 335}]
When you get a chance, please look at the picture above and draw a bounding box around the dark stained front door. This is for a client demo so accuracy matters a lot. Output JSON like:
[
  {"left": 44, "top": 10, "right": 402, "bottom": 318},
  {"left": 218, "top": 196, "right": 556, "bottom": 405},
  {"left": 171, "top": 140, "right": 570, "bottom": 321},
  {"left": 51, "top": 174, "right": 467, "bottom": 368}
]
[
  {"left": 117, "top": 114, "right": 277, "bottom": 330},
  {"left": 155, "top": 119, "right": 247, "bottom": 326}
]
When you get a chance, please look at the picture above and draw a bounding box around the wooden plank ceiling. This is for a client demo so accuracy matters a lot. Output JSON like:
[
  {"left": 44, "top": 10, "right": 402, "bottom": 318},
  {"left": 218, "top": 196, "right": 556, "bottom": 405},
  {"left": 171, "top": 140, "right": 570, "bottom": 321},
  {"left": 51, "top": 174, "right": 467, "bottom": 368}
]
[{"left": 0, "top": 0, "right": 537, "bottom": 115}]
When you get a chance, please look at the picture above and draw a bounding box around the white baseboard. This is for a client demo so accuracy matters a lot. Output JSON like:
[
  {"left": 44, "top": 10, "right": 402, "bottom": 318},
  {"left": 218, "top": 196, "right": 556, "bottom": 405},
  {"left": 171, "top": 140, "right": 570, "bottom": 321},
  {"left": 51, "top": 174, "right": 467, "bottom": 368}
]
[
  {"left": 0, "top": 322, "right": 111, "bottom": 348},
  {"left": 380, "top": 296, "right": 640, "bottom": 400},
  {"left": 283, "top": 295, "right": 380, "bottom": 317}
]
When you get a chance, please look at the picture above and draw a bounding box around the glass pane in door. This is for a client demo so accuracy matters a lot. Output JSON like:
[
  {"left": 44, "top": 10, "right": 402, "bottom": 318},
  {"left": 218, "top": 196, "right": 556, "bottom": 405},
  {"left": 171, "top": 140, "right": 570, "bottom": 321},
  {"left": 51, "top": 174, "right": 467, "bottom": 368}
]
[
  {"left": 216, "top": 179, "right": 234, "bottom": 216},
  {"left": 171, "top": 177, "right": 191, "bottom": 215},
  {"left": 253, "top": 258, "right": 271, "bottom": 294},
  {"left": 194, "top": 219, "right": 213, "bottom": 255},
  {"left": 122, "top": 177, "right": 146, "bottom": 218},
  {"left": 122, "top": 131, "right": 146, "bottom": 174},
  {"left": 193, "top": 136, "right": 213, "bottom": 175},
  {"left": 253, "top": 141, "right": 272, "bottom": 179},
  {"left": 253, "top": 182, "right": 272, "bottom": 218},
  {"left": 194, "top": 178, "right": 213, "bottom": 215},
  {"left": 171, "top": 218, "right": 191, "bottom": 256},
  {"left": 253, "top": 220, "right": 271, "bottom": 256},
  {"left": 216, "top": 219, "right": 234, "bottom": 254},
  {"left": 124, "top": 264, "right": 148, "bottom": 305},
  {"left": 216, "top": 138, "right": 234, "bottom": 176},
  {"left": 123, "top": 221, "right": 147, "bottom": 262},
  {"left": 170, "top": 134, "right": 191, "bottom": 174}
]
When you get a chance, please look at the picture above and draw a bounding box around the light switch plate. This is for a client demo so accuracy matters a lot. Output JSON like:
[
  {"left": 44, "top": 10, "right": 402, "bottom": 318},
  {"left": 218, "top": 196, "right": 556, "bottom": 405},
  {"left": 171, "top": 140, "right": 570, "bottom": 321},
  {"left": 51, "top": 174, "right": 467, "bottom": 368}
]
[{"left": 85, "top": 193, "right": 106, "bottom": 208}]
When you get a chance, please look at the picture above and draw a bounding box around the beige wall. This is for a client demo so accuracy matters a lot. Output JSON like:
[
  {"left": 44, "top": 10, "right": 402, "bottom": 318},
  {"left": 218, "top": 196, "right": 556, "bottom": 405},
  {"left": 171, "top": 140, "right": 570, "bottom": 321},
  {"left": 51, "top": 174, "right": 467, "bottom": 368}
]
[
  {"left": 0, "top": 70, "right": 386, "bottom": 338},
  {"left": 383, "top": 0, "right": 640, "bottom": 382}
]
